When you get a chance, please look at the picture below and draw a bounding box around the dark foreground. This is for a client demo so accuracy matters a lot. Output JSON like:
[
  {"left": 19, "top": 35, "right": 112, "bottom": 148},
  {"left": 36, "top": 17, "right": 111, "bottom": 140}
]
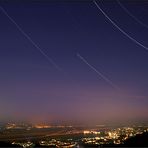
[
  {"left": 0, "top": 132, "right": 148, "bottom": 147},
  {"left": 0, "top": 124, "right": 148, "bottom": 147}
]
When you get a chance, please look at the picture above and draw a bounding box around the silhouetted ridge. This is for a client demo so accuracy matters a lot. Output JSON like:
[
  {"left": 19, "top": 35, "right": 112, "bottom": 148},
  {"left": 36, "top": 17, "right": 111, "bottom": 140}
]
[
  {"left": 0, "top": 141, "right": 20, "bottom": 147},
  {"left": 124, "top": 132, "right": 148, "bottom": 146}
]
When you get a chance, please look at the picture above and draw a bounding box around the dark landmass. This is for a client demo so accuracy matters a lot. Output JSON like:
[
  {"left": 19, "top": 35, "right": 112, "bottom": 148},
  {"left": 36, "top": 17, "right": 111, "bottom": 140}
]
[
  {"left": 124, "top": 132, "right": 148, "bottom": 147},
  {"left": 0, "top": 141, "right": 19, "bottom": 147},
  {"left": 101, "top": 132, "right": 148, "bottom": 147}
]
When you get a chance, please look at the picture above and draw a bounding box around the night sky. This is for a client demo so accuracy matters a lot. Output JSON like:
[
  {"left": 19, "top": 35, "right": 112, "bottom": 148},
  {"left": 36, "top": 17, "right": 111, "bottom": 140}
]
[{"left": 0, "top": 0, "right": 148, "bottom": 125}]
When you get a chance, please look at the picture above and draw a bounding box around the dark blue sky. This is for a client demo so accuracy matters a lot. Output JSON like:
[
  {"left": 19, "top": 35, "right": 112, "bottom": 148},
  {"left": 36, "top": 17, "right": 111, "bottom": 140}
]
[{"left": 0, "top": 0, "right": 148, "bottom": 124}]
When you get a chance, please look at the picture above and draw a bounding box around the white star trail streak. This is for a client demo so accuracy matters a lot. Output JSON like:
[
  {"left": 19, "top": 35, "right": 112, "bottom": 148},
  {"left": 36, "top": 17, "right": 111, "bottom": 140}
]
[
  {"left": 77, "top": 53, "right": 120, "bottom": 90},
  {"left": 0, "top": 6, "right": 61, "bottom": 71},
  {"left": 117, "top": 0, "right": 148, "bottom": 29},
  {"left": 93, "top": 0, "right": 148, "bottom": 51}
]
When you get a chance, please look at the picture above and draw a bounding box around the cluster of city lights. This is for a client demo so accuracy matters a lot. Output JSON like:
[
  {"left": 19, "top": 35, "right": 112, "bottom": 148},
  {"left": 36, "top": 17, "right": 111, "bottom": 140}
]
[{"left": 1, "top": 123, "right": 147, "bottom": 148}]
